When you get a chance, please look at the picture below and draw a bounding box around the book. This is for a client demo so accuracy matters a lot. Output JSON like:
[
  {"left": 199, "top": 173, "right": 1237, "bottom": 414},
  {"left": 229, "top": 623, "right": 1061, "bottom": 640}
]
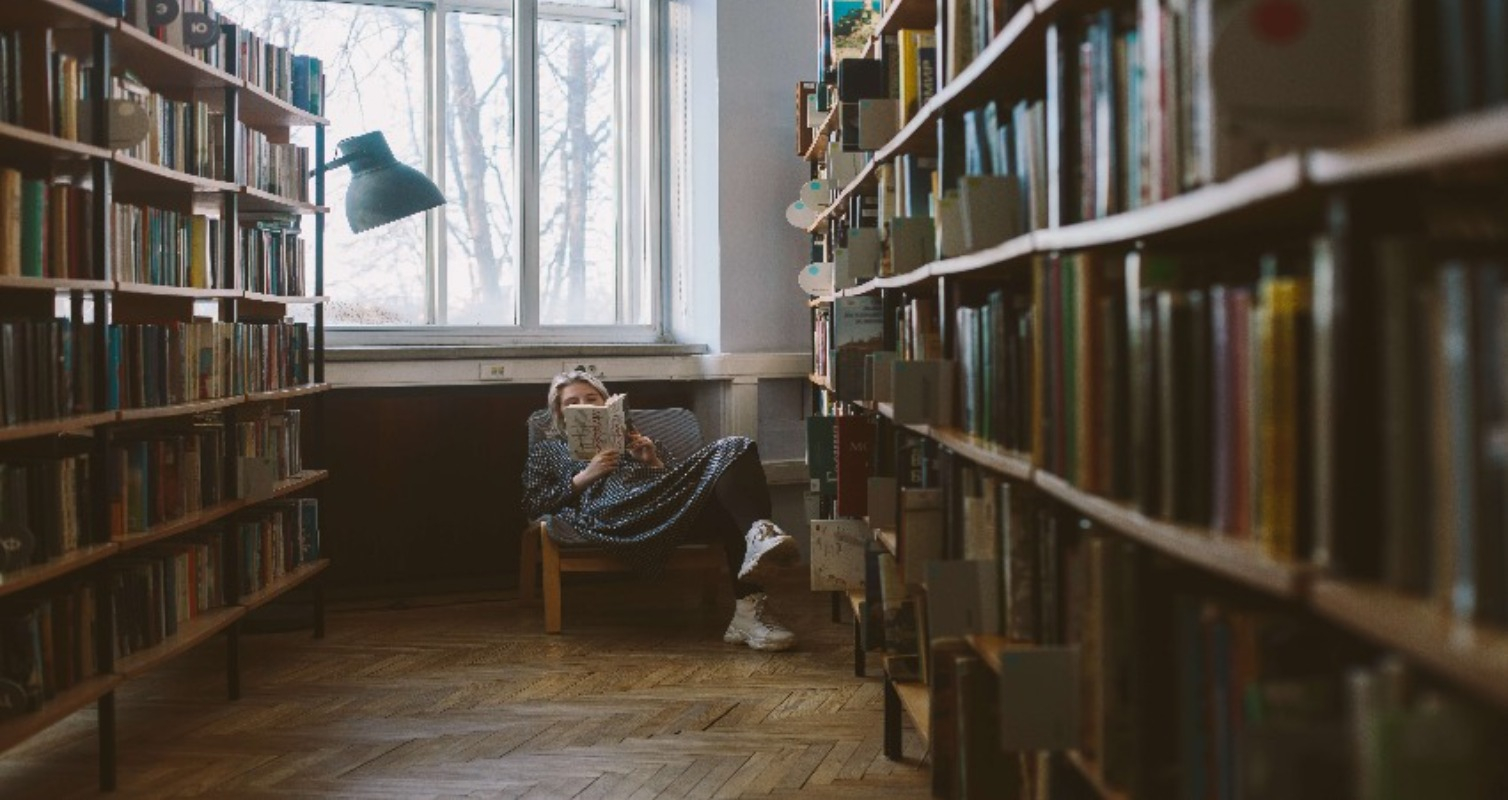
[
  {"left": 810, "top": 518, "right": 870, "bottom": 591},
  {"left": 562, "top": 393, "right": 629, "bottom": 460}
]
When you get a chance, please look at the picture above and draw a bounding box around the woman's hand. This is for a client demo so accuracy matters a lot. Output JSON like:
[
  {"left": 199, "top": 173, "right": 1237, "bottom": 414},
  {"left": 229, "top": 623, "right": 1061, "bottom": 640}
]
[
  {"left": 626, "top": 432, "right": 663, "bottom": 468},
  {"left": 573, "top": 449, "right": 621, "bottom": 491}
]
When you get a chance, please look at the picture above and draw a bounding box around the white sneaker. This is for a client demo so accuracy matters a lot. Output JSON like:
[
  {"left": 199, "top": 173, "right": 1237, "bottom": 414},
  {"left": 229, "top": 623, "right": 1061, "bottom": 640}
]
[
  {"left": 738, "top": 520, "right": 799, "bottom": 583},
  {"left": 723, "top": 593, "right": 796, "bottom": 651}
]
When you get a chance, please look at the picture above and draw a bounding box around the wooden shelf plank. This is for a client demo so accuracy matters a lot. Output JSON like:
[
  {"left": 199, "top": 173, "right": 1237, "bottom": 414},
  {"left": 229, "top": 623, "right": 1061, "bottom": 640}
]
[
  {"left": 0, "top": 121, "right": 110, "bottom": 161},
  {"left": 870, "top": 264, "right": 935, "bottom": 291},
  {"left": 115, "top": 499, "right": 250, "bottom": 553},
  {"left": 245, "top": 383, "right": 332, "bottom": 403},
  {"left": 108, "top": 21, "right": 238, "bottom": 95},
  {"left": 846, "top": 588, "right": 866, "bottom": 618},
  {"left": 0, "top": 411, "right": 119, "bottom": 443},
  {"left": 0, "top": 544, "right": 120, "bottom": 598},
  {"left": 0, "top": 275, "right": 112, "bottom": 292},
  {"left": 1311, "top": 579, "right": 1508, "bottom": 711},
  {"left": 115, "top": 396, "right": 244, "bottom": 423},
  {"left": 1033, "top": 470, "right": 1305, "bottom": 599},
  {"left": 238, "top": 559, "right": 330, "bottom": 612},
  {"left": 1033, "top": 155, "right": 1305, "bottom": 252},
  {"left": 0, "top": 0, "right": 115, "bottom": 29},
  {"left": 270, "top": 470, "right": 330, "bottom": 498},
  {"left": 1307, "top": 107, "right": 1508, "bottom": 184},
  {"left": 932, "top": 232, "right": 1037, "bottom": 277},
  {"left": 892, "top": 679, "right": 931, "bottom": 744},
  {"left": 1066, "top": 751, "right": 1132, "bottom": 800},
  {"left": 113, "top": 282, "right": 239, "bottom": 299},
  {"left": 113, "top": 154, "right": 238, "bottom": 196},
  {"left": 110, "top": 473, "right": 323, "bottom": 554},
  {"left": 114, "top": 606, "right": 246, "bottom": 679},
  {"left": 243, "top": 292, "right": 330, "bottom": 306},
  {"left": 0, "top": 673, "right": 124, "bottom": 756},
  {"left": 927, "top": 426, "right": 1033, "bottom": 481},
  {"left": 874, "top": 0, "right": 936, "bottom": 36},
  {"left": 803, "top": 106, "right": 838, "bottom": 163},
  {"left": 239, "top": 186, "right": 322, "bottom": 215},
  {"left": 237, "top": 81, "right": 328, "bottom": 131}
]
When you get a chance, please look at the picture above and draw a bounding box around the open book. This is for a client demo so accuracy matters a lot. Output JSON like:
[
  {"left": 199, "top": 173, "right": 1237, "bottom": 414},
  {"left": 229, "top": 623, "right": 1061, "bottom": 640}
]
[{"left": 563, "top": 393, "right": 629, "bottom": 459}]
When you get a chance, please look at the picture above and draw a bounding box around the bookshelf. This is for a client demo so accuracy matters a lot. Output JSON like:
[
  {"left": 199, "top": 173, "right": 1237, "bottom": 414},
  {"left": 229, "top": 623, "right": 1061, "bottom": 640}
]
[
  {"left": 0, "top": 0, "right": 330, "bottom": 790},
  {"left": 800, "top": 0, "right": 1508, "bottom": 797}
]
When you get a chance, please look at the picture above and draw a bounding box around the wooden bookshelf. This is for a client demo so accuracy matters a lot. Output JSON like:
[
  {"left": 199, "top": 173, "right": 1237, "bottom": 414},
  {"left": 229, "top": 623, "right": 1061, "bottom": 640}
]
[
  {"left": 1307, "top": 105, "right": 1508, "bottom": 185},
  {"left": 115, "top": 499, "right": 250, "bottom": 553},
  {"left": 113, "top": 153, "right": 239, "bottom": 196},
  {"left": 237, "top": 80, "right": 329, "bottom": 132},
  {"left": 0, "top": 674, "right": 125, "bottom": 756},
  {"left": 804, "top": 106, "right": 839, "bottom": 162},
  {"left": 892, "top": 679, "right": 931, "bottom": 744},
  {"left": 115, "top": 396, "right": 245, "bottom": 423},
  {"left": 0, "top": 120, "right": 111, "bottom": 161},
  {"left": 240, "top": 186, "right": 323, "bottom": 215},
  {"left": 244, "top": 291, "right": 331, "bottom": 306},
  {"left": 0, "top": 412, "right": 119, "bottom": 443},
  {"left": 246, "top": 384, "right": 333, "bottom": 405},
  {"left": 911, "top": 425, "right": 1033, "bottom": 482},
  {"left": 1033, "top": 154, "right": 1309, "bottom": 252},
  {"left": 1311, "top": 580, "right": 1508, "bottom": 712},
  {"left": 239, "top": 559, "right": 330, "bottom": 612},
  {"left": 113, "top": 282, "right": 241, "bottom": 299},
  {"left": 114, "top": 606, "right": 247, "bottom": 679},
  {"left": 0, "top": 2, "right": 331, "bottom": 788},
  {"left": 108, "top": 19, "right": 239, "bottom": 92},
  {"left": 801, "top": 0, "right": 1508, "bottom": 793},
  {"left": 0, "top": 544, "right": 119, "bottom": 598},
  {"left": 3, "top": 0, "right": 115, "bottom": 29},
  {"left": 1033, "top": 471, "right": 1306, "bottom": 600},
  {"left": 0, "top": 275, "right": 114, "bottom": 292}
]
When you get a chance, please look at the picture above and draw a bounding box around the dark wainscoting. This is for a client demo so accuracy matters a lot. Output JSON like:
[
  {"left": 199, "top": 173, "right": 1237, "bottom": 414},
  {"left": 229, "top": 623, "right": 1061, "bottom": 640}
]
[{"left": 309, "top": 381, "right": 697, "bottom": 598}]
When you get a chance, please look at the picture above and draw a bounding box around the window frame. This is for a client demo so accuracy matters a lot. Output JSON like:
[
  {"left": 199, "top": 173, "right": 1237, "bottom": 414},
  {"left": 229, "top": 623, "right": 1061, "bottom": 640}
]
[{"left": 314, "top": 0, "right": 665, "bottom": 347}]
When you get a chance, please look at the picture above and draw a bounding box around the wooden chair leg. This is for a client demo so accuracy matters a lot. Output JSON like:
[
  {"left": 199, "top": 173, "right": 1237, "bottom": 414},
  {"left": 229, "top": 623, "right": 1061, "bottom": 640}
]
[
  {"left": 518, "top": 521, "right": 540, "bottom": 605},
  {"left": 541, "top": 528, "right": 563, "bottom": 634}
]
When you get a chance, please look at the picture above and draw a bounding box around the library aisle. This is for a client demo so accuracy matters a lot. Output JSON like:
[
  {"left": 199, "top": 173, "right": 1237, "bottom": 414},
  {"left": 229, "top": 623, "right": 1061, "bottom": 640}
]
[{"left": 0, "top": 571, "right": 929, "bottom": 799}]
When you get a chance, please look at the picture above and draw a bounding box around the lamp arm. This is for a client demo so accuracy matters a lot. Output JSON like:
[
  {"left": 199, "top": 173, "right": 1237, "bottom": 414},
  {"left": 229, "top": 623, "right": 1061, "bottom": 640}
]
[{"left": 312, "top": 153, "right": 358, "bottom": 175}]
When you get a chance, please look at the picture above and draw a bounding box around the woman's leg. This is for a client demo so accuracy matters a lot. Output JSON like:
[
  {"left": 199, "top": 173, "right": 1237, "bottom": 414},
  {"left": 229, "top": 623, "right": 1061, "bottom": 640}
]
[
  {"left": 693, "top": 498, "right": 764, "bottom": 599},
  {"left": 709, "top": 443, "right": 773, "bottom": 530}
]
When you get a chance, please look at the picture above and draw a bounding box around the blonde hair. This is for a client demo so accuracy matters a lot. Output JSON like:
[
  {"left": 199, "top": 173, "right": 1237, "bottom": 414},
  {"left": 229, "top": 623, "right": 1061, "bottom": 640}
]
[{"left": 546, "top": 368, "right": 611, "bottom": 436}]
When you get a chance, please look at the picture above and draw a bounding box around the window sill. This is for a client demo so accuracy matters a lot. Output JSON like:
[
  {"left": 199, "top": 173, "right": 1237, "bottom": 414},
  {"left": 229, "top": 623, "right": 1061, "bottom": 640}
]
[{"left": 323, "top": 345, "right": 810, "bottom": 387}]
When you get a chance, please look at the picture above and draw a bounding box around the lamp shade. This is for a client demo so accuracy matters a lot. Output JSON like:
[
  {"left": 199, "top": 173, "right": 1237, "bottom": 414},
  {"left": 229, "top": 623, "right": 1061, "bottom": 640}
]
[{"left": 331, "top": 132, "right": 445, "bottom": 233}]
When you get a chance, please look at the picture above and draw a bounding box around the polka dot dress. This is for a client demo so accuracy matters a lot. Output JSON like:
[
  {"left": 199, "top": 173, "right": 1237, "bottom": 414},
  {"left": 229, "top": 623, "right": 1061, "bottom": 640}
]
[{"left": 522, "top": 430, "right": 755, "bottom": 576}]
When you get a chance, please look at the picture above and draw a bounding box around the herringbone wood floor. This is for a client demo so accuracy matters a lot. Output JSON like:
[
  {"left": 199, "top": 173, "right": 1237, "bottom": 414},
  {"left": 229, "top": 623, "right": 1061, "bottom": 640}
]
[{"left": 0, "top": 572, "right": 930, "bottom": 799}]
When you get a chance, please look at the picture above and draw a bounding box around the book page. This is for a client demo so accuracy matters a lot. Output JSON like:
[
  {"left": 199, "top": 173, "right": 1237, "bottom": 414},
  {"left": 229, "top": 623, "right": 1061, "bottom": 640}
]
[{"left": 563, "top": 394, "right": 628, "bottom": 459}]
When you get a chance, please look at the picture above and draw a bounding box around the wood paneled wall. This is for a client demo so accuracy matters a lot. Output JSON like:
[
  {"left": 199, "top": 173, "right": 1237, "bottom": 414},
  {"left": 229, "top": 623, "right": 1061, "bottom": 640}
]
[{"left": 310, "top": 382, "right": 697, "bottom": 597}]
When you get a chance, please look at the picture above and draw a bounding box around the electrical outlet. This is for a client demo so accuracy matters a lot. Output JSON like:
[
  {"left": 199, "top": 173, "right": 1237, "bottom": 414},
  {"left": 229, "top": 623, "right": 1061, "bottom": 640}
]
[
  {"left": 563, "top": 362, "right": 603, "bottom": 378},
  {"left": 478, "top": 363, "right": 509, "bottom": 381}
]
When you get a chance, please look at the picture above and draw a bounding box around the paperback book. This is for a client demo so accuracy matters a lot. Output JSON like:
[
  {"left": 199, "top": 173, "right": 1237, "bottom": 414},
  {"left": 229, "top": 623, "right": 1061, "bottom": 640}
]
[{"left": 563, "top": 394, "right": 629, "bottom": 460}]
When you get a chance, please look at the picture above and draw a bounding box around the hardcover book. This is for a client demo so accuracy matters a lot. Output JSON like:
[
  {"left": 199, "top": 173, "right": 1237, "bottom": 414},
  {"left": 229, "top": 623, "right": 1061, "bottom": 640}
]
[{"left": 563, "top": 393, "right": 628, "bottom": 460}]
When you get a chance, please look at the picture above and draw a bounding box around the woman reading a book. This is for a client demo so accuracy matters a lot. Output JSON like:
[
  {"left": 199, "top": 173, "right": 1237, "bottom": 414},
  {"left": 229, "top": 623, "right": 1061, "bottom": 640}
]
[{"left": 522, "top": 369, "right": 803, "bottom": 651}]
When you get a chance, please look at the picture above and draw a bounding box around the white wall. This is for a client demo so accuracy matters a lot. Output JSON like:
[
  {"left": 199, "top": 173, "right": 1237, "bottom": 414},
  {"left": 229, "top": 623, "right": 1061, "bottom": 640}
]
[{"left": 676, "top": 0, "right": 815, "bottom": 355}]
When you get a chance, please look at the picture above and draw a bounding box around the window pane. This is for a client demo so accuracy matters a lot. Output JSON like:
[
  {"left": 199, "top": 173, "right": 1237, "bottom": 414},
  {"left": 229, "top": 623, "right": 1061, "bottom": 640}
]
[
  {"left": 216, "top": 0, "right": 428, "bottom": 326},
  {"left": 537, "top": 19, "right": 623, "bottom": 325},
  {"left": 446, "top": 11, "right": 518, "bottom": 326},
  {"left": 543, "top": 0, "right": 622, "bottom": 11}
]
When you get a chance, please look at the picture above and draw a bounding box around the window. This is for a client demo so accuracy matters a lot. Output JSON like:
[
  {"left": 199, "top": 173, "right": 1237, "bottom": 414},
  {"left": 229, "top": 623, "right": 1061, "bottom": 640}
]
[{"left": 216, "top": 0, "right": 659, "bottom": 341}]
